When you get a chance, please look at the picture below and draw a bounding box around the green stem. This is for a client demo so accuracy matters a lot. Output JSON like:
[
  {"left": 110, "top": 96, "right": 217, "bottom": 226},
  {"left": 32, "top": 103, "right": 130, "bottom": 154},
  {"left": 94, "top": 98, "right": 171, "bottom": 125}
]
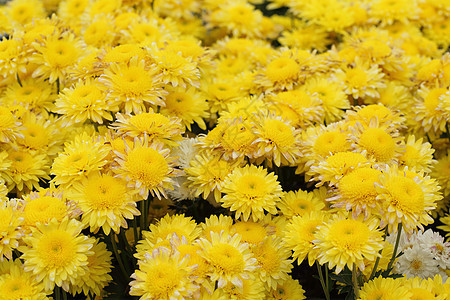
[
  {"left": 325, "top": 263, "right": 329, "bottom": 293},
  {"left": 316, "top": 261, "right": 331, "bottom": 300},
  {"left": 352, "top": 266, "right": 360, "bottom": 299},
  {"left": 62, "top": 289, "right": 67, "bottom": 300},
  {"left": 133, "top": 217, "right": 139, "bottom": 244},
  {"left": 140, "top": 200, "right": 145, "bottom": 240},
  {"left": 55, "top": 286, "right": 61, "bottom": 300},
  {"left": 110, "top": 234, "right": 130, "bottom": 280},
  {"left": 386, "top": 223, "right": 402, "bottom": 274},
  {"left": 56, "top": 78, "right": 60, "bottom": 94},
  {"left": 369, "top": 227, "right": 388, "bottom": 280}
]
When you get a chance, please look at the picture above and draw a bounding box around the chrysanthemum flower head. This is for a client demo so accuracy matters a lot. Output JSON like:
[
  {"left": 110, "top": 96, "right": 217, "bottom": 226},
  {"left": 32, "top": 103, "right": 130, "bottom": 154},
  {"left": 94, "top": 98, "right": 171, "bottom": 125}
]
[
  {"left": 55, "top": 78, "right": 118, "bottom": 127},
  {"left": 113, "top": 137, "right": 180, "bottom": 199},
  {"left": 328, "top": 166, "right": 383, "bottom": 218},
  {"left": 268, "top": 277, "right": 306, "bottom": 300},
  {"left": 222, "top": 276, "right": 266, "bottom": 300},
  {"left": 221, "top": 164, "right": 283, "bottom": 221},
  {"left": 69, "top": 172, "right": 140, "bottom": 235},
  {"left": 251, "top": 236, "right": 293, "bottom": 291},
  {"left": 0, "top": 200, "right": 24, "bottom": 261},
  {"left": 160, "top": 86, "right": 209, "bottom": 131},
  {"left": 145, "top": 214, "right": 201, "bottom": 247},
  {"left": 232, "top": 220, "right": 270, "bottom": 246},
  {"left": 30, "top": 31, "right": 86, "bottom": 84},
  {"left": 201, "top": 214, "right": 234, "bottom": 240},
  {"left": 314, "top": 213, "right": 384, "bottom": 274},
  {"left": 20, "top": 217, "right": 94, "bottom": 292},
  {"left": 282, "top": 211, "right": 328, "bottom": 266},
  {"left": 403, "top": 275, "right": 448, "bottom": 300},
  {"left": 0, "top": 106, "right": 23, "bottom": 144},
  {"left": 21, "top": 189, "right": 69, "bottom": 230},
  {"left": 185, "top": 150, "right": 242, "bottom": 202},
  {"left": 0, "top": 37, "right": 27, "bottom": 79},
  {"left": 300, "top": 75, "right": 350, "bottom": 124},
  {"left": 345, "top": 104, "right": 405, "bottom": 130},
  {"left": 376, "top": 165, "right": 442, "bottom": 233},
  {"left": 413, "top": 86, "right": 449, "bottom": 135},
  {"left": 110, "top": 111, "right": 184, "bottom": 147},
  {"left": 4, "top": 147, "right": 50, "bottom": 193},
  {"left": 146, "top": 44, "right": 200, "bottom": 89},
  {"left": 98, "top": 57, "right": 166, "bottom": 114},
  {"left": 196, "top": 231, "right": 258, "bottom": 290},
  {"left": 266, "top": 89, "right": 324, "bottom": 129},
  {"left": 0, "top": 258, "right": 47, "bottom": 299},
  {"left": 252, "top": 113, "right": 302, "bottom": 167},
  {"left": 349, "top": 118, "right": 404, "bottom": 164},
  {"left": 51, "top": 132, "right": 110, "bottom": 189},
  {"left": 358, "top": 276, "right": 412, "bottom": 300},
  {"left": 130, "top": 247, "right": 199, "bottom": 299},
  {"left": 399, "top": 135, "right": 436, "bottom": 173},
  {"left": 69, "top": 238, "right": 113, "bottom": 297},
  {"left": 208, "top": 0, "right": 263, "bottom": 38},
  {"left": 278, "top": 189, "right": 325, "bottom": 218}
]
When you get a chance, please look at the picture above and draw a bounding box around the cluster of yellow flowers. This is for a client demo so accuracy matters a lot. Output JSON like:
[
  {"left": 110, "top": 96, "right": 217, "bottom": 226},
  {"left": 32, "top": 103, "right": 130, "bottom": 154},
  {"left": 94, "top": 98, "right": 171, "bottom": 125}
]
[{"left": 0, "top": 0, "right": 450, "bottom": 298}]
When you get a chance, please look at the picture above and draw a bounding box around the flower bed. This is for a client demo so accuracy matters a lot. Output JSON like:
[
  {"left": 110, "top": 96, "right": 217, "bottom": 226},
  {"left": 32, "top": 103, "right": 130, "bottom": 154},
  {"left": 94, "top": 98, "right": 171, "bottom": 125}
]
[{"left": 0, "top": 0, "right": 449, "bottom": 299}]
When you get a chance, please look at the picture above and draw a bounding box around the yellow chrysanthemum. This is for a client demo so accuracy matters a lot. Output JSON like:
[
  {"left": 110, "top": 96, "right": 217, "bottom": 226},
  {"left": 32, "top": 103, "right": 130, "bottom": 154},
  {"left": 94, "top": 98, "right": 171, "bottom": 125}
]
[
  {"left": 232, "top": 220, "right": 270, "bottom": 246},
  {"left": 375, "top": 165, "right": 441, "bottom": 233},
  {"left": 310, "top": 151, "right": 373, "bottom": 187},
  {"left": 135, "top": 214, "right": 202, "bottom": 261},
  {"left": 113, "top": 138, "right": 179, "bottom": 199},
  {"left": 110, "top": 112, "right": 184, "bottom": 147},
  {"left": 4, "top": 148, "right": 50, "bottom": 192},
  {"left": 0, "top": 106, "right": 23, "bottom": 144},
  {"left": 399, "top": 135, "right": 436, "bottom": 173},
  {"left": 251, "top": 236, "right": 293, "bottom": 291},
  {"left": 20, "top": 218, "right": 94, "bottom": 292},
  {"left": 266, "top": 89, "right": 324, "bottom": 129},
  {"left": 51, "top": 133, "right": 110, "bottom": 189},
  {"left": 69, "top": 238, "right": 113, "bottom": 297},
  {"left": 0, "top": 259, "right": 47, "bottom": 300},
  {"left": 30, "top": 32, "right": 86, "bottom": 84},
  {"left": 185, "top": 150, "right": 242, "bottom": 202},
  {"left": 160, "top": 86, "right": 209, "bottom": 131},
  {"left": 432, "top": 150, "right": 450, "bottom": 197},
  {"left": 196, "top": 231, "right": 258, "bottom": 289},
  {"left": 314, "top": 214, "right": 384, "bottom": 273},
  {"left": 282, "top": 211, "right": 328, "bottom": 266},
  {"left": 0, "top": 201, "right": 23, "bottom": 261},
  {"left": 0, "top": 37, "right": 27, "bottom": 79},
  {"left": 130, "top": 247, "right": 199, "bottom": 299},
  {"left": 297, "top": 123, "right": 351, "bottom": 175},
  {"left": 349, "top": 119, "right": 404, "bottom": 164},
  {"left": 267, "top": 277, "right": 306, "bottom": 300},
  {"left": 403, "top": 276, "right": 447, "bottom": 300},
  {"left": 99, "top": 57, "right": 166, "bottom": 114},
  {"left": 202, "top": 77, "right": 244, "bottom": 116},
  {"left": 15, "top": 112, "right": 62, "bottom": 158},
  {"left": 328, "top": 167, "right": 383, "bottom": 218},
  {"left": 69, "top": 173, "right": 140, "bottom": 235},
  {"left": 413, "top": 86, "right": 449, "bottom": 135},
  {"left": 21, "top": 190, "right": 68, "bottom": 229},
  {"left": 277, "top": 189, "right": 325, "bottom": 218},
  {"left": 1, "top": 77, "right": 55, "bottom": 113},
  {"left": 334, "top": 58, "right": 386, "bottom": 100},
  {"left": 252, "top": 114, "right": 302, "bottom": 167},
  {"left": 222, "top": 276, "right": 266, "bottom": 300},
  {"left": 358, "top": 276, "right": 412, "bottom": 300},
  {"left": 55, "top": 78, "right": 119, "bottom": 126},
  {"left": 201, "top": 214, "right": 234, "bottom": 240},
  {"left": 301, "top": 75, "right": 350, "bottom": 124},
  {"left": 147, "top": 46, "right": 200, "bottom": 89},
  {"left": 221, "top": 165, "right": 283, "bottom": 221}
]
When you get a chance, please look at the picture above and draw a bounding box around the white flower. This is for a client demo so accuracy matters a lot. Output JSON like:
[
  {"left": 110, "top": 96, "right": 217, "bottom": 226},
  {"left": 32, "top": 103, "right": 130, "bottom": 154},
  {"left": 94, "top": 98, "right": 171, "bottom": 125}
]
[
  {"left": 416, "top": 229, "right": 450, "bottom": 269},
  {"left": 395, "top": 245, "right": 440, "bottom": 279},
  {"left": 171, "top": 137, "right": 199, "bottom": 169},
  {"left": 166, "top": 176, "right": 195, "bottom": 201}
]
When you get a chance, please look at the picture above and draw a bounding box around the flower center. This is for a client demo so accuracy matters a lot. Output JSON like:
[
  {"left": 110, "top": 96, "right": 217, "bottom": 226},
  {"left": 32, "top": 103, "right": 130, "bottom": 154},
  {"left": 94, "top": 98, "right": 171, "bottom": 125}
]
[{"left": 126, "top": 147, "right": 168, "bottom": 188}]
